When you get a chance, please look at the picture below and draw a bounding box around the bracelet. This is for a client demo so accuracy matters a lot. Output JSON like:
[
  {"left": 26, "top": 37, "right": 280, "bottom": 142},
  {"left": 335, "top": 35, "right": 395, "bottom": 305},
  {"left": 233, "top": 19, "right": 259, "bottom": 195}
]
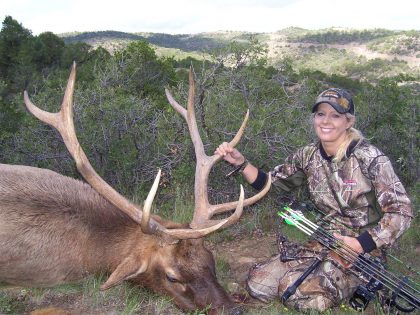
[{"left": 225, "top": 159, "right": 249, "bottom": 177}]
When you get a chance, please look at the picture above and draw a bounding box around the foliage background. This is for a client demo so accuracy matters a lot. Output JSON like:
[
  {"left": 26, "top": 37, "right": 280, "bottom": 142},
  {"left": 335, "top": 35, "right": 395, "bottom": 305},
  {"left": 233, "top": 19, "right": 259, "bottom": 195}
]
[{"left": 0, "top": 16, "right": 418, "bottom": 314}]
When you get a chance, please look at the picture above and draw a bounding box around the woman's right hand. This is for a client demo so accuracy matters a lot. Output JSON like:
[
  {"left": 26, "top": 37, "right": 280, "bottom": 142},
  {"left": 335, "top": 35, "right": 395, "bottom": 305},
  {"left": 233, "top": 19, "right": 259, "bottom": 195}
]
[{"left": 214, "top": 142, "right": 245, "bottom": 166}]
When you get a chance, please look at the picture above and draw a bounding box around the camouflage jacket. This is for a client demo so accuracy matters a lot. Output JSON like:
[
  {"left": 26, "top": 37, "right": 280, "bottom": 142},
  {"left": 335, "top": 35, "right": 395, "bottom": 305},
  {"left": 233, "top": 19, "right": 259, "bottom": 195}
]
[{"left": 256, "top": 139, "right": 413, "bottom": 251}]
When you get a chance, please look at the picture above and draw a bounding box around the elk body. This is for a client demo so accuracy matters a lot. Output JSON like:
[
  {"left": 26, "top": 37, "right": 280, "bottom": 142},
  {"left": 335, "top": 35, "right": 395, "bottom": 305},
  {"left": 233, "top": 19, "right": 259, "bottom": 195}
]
[
  {"left": 0, "top": 64, "right": 270, "bottom": 314},
  {"left": 0, "top": 163, "right": 232, "bottom": 312}
]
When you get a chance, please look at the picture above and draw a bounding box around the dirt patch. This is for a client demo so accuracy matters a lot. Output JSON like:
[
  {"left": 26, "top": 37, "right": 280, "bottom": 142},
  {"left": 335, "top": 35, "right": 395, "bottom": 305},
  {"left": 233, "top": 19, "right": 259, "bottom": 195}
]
[{"left": 209, "top": 232, "right": 278, "bottom": 285}]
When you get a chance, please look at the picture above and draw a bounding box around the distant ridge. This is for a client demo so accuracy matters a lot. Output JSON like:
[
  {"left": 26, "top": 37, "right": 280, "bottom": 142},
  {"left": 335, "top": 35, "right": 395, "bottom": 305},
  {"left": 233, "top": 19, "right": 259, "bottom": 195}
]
[
  {"left": 61, "top": 30, "right": 232, "bottom": 52},
  {"left": 63, "top": 30, "right": 145, "bottom": 42},
  {"left": 60, "top": 28, "right": 419, "bottom": 78}
]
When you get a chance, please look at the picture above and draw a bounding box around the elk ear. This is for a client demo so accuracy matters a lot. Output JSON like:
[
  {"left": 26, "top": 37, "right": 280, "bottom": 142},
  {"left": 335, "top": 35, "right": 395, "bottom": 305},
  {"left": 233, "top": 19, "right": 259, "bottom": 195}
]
[{"left": 101, "top": 256, "right": 148, "bottom": 290}]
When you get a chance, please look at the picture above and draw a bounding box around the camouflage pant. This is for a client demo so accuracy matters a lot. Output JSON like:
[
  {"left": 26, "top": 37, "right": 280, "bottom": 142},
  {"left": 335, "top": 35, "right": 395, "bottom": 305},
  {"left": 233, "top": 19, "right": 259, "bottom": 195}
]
[{"left": 246, "top": 239, "right": 361, "bottom": 312}]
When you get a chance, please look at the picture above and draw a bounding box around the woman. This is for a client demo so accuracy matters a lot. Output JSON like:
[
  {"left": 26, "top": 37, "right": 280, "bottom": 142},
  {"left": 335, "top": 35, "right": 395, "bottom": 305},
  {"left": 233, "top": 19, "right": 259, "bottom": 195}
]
[{"left": 215, "top": 88, "right": 413, "bottom": 311}]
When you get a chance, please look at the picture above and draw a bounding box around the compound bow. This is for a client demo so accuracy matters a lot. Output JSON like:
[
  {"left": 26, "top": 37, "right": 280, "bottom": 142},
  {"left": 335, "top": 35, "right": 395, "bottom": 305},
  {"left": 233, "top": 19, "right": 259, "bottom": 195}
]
[{"left": 278, "top": 207, "right": 419, "bottom": 313}]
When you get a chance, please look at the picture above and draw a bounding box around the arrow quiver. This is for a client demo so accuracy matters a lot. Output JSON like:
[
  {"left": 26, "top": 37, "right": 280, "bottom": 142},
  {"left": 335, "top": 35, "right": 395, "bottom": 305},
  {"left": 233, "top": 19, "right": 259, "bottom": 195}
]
[
  {"left": 276, "top": 233, "right": 330, "bottom": 304},
  {"left": 281, "top": 256, "right": 324, "bottom": 304}
]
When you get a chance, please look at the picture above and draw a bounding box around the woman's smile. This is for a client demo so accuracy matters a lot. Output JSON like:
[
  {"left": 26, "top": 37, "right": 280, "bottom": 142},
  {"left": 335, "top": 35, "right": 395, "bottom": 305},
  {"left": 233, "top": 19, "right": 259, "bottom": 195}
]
[{"left": 314, "top": 103, "right": 354, "bottom": 155}]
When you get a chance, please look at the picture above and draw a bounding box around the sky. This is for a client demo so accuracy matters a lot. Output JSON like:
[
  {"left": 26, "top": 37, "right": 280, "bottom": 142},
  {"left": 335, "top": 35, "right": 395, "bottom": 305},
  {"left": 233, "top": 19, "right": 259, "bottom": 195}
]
[{"left": 1, "top": 0, "right": 419, "bottom": 35}]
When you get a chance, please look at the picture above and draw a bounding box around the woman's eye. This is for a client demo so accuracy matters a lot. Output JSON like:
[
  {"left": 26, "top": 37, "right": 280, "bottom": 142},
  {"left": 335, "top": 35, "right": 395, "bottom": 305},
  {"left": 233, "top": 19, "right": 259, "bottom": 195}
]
[{"left": 166, "top": 274, "right": 178, "bottom": 283}]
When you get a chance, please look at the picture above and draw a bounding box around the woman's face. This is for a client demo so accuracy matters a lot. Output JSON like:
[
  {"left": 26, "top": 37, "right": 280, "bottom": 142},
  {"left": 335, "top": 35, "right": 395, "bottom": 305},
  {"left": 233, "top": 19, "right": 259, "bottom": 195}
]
[{"left": 314, "top": 103, "right": 354, "bottom": 146}]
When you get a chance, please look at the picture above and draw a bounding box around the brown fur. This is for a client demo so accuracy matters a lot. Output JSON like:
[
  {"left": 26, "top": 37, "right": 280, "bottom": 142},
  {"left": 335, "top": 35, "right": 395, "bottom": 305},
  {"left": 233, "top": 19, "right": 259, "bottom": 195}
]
[{"left": 0, "top": 164, "right": 238, "bottom": 314}]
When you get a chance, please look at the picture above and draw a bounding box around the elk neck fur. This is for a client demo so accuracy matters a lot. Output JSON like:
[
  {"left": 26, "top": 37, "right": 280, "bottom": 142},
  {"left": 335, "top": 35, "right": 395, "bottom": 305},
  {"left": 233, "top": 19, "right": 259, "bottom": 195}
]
[{"left": 0, "top": 163, "right": 179, "bottom": 286}]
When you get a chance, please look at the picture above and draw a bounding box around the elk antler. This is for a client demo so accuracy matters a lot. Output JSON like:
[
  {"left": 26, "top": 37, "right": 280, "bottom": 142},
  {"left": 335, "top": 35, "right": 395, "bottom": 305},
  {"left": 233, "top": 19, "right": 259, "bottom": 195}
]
[
  {"left": 24, "top": 62, "right": 230, "bottom": 240},
  {"left": 165, "top": 67, "right": 271, "bottom": 231}
]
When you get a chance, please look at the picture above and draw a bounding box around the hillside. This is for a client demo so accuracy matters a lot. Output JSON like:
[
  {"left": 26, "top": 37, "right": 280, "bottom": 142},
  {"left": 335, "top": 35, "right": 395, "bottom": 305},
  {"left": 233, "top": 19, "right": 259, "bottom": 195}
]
[
  {"left": 1, "top": 18, "right": 419, "bottom": 315},
  {"left": 61, "top": 28, "right": 420, "bottom": 80}
]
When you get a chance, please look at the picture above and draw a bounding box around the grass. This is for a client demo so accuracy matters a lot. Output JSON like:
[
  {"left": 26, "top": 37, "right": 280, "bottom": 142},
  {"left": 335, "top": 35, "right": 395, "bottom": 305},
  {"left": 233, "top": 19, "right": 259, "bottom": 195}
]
[
  {"left": 216, "top": 256, "right": 231, "bottom": 276},
  {"left": 0, "top": 290, "right": 27, "bottom": 314},
  {"left": 0, "top": 276, "right": 181, "bottom": 314},
  {"left": 0, "top": 195, "right": 417, "bottom": 314}
]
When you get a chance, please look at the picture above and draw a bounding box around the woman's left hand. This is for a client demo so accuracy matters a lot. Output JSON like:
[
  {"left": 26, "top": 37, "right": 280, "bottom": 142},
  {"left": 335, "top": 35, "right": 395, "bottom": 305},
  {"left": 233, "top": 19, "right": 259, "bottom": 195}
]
[{"left": 330, "top": 233, "right": 363, "bottom": 268}]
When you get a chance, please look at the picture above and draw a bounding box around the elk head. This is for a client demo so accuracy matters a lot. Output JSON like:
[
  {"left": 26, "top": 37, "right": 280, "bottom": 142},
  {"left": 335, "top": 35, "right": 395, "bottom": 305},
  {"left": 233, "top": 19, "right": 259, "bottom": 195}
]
[{"left": 23, "top": 63, "right": 271, "bottom": 314}]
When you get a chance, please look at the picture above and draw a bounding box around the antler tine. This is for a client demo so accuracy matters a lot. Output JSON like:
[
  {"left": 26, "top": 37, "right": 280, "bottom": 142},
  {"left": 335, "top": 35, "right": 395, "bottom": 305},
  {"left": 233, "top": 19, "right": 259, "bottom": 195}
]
[
  {"left": 24, "top": 62, "right": 230, "bottom": 241},
  {"left": 208, "top": 185, "right": 245, "bottom": 229},
  {"left": 213, "top": 109, "right": 249, "bottom": 163},
  {"left": 141, "top": 169, "right": 161, "bottom": 234},
  {"left": 209, "top": 174, "right": 271, "bottom": 216},
  {"left": 165, "top": 67, "right": 271, "bottom": 234},
  {"left": 204, "top": 110, "right": 271, "bottom": 222},
  {"left": 165, "top": 88, "right": 187, "bottom": 119},
  {"left": 186, "top": 68, "right": 206, "bottom": 159},
  {"left": 24, "top": 62, "right": 164, "bottom": 233}
]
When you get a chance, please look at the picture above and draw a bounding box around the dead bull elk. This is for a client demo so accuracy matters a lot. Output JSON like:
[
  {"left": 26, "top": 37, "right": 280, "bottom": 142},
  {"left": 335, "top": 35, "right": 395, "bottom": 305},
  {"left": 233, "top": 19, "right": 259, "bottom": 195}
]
[{"left": 0, "top": 63, "right": 271, "bottom": 314}]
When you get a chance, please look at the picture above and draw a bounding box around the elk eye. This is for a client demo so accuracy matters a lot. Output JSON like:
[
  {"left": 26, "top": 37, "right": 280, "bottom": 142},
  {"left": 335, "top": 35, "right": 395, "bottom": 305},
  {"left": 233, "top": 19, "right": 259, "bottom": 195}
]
[{"left": 166, "top": 274, "right": 178, "bottom": 283}]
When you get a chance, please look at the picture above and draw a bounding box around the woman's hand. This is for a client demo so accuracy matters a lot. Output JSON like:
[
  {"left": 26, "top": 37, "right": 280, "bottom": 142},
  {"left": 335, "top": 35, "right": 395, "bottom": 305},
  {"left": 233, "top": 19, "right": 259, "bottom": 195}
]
[
  {"left": 214, "top": 142, "right": 245, "bottom": 166},
  {"left": 330, "top": 233, "right": 363, "bottom": 268}
]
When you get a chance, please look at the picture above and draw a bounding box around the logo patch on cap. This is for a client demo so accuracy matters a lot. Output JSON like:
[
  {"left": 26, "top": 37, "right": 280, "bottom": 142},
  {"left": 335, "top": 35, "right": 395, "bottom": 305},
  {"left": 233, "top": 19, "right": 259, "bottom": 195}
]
[
  {"left": 321, "top": 90, "right": 340, "bottom": 98},
  {"left": 338, "top": 97, "right": 349, "bottom": 109},
  {"left": 321, "top": 90, "right": 349, "bottom": 109},
  {"left": 313, "top": 88, "right": 354, "bottom": 114}
]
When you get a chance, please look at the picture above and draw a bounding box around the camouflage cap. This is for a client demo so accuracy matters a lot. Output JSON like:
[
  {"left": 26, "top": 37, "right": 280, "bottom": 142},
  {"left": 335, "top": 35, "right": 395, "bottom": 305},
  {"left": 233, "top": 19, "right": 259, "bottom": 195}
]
[{"left": 312, "top": 88, "right": 354, "bottom": 115}]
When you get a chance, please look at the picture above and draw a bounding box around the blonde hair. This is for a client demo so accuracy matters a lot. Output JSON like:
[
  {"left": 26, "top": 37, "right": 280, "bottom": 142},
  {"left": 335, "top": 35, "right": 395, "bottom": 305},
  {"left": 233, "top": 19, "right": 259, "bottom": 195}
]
[{"left": 333, "top": 113, "right": 363, "bottom": 162}]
